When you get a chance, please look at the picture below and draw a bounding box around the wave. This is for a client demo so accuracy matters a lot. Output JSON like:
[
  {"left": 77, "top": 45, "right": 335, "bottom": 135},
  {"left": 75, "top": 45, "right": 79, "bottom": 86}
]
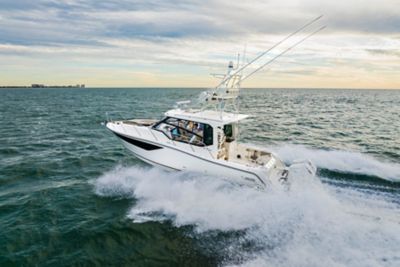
[
  {"left": 269, "top": 144, "right": 400, "bottom": 182},
  {"left": 94, "top": 165, "right": 400, "bottom": 267}
]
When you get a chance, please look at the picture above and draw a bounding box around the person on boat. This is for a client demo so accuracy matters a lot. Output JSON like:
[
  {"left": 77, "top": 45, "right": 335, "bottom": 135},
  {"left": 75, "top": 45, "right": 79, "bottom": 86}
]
[
  {"left": 192, "top": 123, "right": 203, "bottom": 136},
  {"left": 186, "top": 120, "right": 194, "bottom": 131}
]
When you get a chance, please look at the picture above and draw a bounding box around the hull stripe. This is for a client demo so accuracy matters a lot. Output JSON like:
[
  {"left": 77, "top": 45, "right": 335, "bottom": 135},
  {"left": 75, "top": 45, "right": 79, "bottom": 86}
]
[{"left": 114, "top": 132, "right": 162, "bottom": 150}]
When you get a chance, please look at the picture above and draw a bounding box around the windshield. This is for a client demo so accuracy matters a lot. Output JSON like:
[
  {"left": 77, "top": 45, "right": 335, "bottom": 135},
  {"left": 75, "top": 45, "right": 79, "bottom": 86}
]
[{"left": 153, "top": 117, "right": 213, "bottom": 146}]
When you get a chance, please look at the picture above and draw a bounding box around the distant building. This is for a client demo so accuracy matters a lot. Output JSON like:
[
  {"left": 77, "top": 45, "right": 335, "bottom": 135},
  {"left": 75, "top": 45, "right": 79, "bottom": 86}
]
[
  {"left": 31, "top": 84, "right": 45, "bottom": 88},
  {"left": 29, "top": 83, "right": 86, "bottom": 88}
]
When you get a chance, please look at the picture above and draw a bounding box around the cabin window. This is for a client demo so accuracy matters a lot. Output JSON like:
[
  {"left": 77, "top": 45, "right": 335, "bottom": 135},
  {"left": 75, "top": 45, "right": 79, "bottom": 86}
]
[
  {"left": 203, "top": 124, "right": 213, "bottom": 146},
  {"left": 153, "top": 117, "right": 213, "bottom": 146},
  {"left": 224, "top": 124, "right": 235, "bottom": 142}
]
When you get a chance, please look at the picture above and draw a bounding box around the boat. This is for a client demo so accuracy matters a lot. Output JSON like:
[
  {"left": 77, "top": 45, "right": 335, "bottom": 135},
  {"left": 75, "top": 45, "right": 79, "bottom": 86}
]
[{"left": 106, "top": 17, "right": 325, "bottom": 189}]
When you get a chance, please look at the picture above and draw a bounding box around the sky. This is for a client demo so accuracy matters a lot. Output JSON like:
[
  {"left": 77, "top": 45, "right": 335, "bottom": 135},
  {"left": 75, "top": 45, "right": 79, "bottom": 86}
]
[{"left": 0, "top": 0, "right": 399, "bottom": 89}]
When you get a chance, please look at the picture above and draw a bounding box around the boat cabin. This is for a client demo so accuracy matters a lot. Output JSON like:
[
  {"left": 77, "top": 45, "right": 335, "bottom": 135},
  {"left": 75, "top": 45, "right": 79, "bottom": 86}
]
[
  {"left": 156, "top": 109, "right": 245, "bottom": 145},
  {"left": 152, "top": 109, "right": 263, "bottom": 160},
  {"left": 153, "top": 116, "right": 214, "bottom": 147},
  {"left": 151, "top": 109, "right": 274, "bottom": 167},
  {"left": 152, "top": 116, "right": 239, "bottom": 147}
]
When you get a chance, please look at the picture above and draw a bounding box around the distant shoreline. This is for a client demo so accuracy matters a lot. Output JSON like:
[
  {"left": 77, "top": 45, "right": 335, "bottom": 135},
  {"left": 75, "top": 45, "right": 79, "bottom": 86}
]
[
  {"left": 0, "top": 84, "right": 85, "bottom": 88},
  {"left": 0, "top": 87, "right": 399, "bottom": 90}
]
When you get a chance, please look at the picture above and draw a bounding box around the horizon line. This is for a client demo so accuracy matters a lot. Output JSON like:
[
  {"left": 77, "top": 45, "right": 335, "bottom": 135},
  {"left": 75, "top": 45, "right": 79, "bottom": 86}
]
[{"left": 1, "top": 86, "right": 399, "bottom": 90}]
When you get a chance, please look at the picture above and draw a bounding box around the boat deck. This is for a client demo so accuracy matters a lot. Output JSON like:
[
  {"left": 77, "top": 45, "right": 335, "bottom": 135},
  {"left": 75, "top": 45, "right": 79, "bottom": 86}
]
[{"left": 220, "top": 142, "right": 272, "bottom": 167}]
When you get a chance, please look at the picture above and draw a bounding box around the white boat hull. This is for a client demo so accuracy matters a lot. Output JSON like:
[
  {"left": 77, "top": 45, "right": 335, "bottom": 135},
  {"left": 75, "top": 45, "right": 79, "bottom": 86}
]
[
  {"left": 119, "top": 133, "right": 271, "bottom": 187},
  {"left": 106, "top": 122, "right": 291, "bottom": 188}
]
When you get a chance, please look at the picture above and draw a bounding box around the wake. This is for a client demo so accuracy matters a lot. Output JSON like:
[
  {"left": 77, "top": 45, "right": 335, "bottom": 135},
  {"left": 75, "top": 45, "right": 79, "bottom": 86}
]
[
  {"left": 270, "top": 144, "right": 400, "bottom": 182},
  {"left": 93, "top": 146, "right": 400, "bottom": 267}
]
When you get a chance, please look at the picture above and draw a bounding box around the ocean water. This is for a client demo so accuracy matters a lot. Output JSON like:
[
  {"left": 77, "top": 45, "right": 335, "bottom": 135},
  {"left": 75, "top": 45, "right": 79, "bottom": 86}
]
[{"left": 0, "top": 88, "right": 399, "bottom": 267}]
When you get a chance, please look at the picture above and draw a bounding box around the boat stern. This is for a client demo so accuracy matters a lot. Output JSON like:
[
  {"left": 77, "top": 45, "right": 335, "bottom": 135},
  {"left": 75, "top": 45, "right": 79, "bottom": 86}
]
[{"left": 265, "top": 156, "right": 317, "bottom": 188}]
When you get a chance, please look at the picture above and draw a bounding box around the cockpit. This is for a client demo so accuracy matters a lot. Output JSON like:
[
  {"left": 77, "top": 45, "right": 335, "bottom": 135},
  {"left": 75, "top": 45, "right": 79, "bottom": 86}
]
[{"left": 153, "top": 117, "right": 213, "bottom": 146}]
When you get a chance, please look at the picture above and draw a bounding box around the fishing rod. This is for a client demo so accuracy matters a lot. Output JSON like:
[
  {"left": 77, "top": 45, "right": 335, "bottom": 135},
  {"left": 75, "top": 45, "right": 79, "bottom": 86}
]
[
  {"left": 239, "top": 25, "right": 326, "bottom": 84},
  {"left": 215, "top": 15, "right": 323, "bottom": 88}
]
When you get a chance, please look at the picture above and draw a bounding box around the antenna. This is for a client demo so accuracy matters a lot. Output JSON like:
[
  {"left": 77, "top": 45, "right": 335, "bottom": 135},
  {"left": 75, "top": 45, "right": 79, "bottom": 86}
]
[
  {"left": 200, "top": 16, "right": 325, "bottom": 112},
  {"left": 239, "top": 25, "right": 326, "bottom": 83},
  {"left": 215, "top": 15, "right": 323, "bottom": 88}
]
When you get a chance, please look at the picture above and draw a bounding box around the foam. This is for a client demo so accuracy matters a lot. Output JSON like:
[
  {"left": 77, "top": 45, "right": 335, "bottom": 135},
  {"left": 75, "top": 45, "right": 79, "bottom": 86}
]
[
  {"left": 94, "top": 160, "right": 400, "bottom": 267},
  {"left": 270, "top": 144, "right": 400, "bottom": 182}
]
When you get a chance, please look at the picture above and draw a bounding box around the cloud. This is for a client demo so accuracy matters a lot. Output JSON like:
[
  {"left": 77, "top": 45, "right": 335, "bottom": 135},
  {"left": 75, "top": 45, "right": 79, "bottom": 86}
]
[
  {"left": 366, "top": 48, "right": 400, "bottom": 58},
  {"left": 0, "top": 0, "right": 399, "bottom": 88},
  {"left": 1, "top": 0, "right": 400, "bottom": 46}
]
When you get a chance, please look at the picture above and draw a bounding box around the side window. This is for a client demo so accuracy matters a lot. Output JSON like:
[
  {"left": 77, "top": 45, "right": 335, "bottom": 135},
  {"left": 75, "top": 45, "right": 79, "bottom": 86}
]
[
  {"left": 223, "top": 124, "right": 234, "bottom": 142},
  {"left": 153, "top": 117, "right": 213, "bottom": 146},
  {"left": 203, "top": 124, "right": 213, "bottom": 146}
]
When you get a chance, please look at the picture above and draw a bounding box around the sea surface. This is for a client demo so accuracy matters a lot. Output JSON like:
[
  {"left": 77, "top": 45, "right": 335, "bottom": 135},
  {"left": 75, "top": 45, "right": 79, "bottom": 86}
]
[{"left": 0, "top": 88, "right": 399, "bottom": 267}]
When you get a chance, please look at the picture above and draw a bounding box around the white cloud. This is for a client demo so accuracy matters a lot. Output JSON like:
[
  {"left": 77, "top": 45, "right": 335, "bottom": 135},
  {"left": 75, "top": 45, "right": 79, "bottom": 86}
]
[{"left": 0, "top": 0, "right": 399, "bottom": 88}]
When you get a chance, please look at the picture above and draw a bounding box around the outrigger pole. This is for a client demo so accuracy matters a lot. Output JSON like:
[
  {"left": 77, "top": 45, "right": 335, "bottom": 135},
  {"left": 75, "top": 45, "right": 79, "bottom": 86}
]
[
  {"left": 215, "top": 15, "right": 324, "bottom": 88},
  {"left": 239, "top": 25, "right": 326, "bottom": 84}
]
